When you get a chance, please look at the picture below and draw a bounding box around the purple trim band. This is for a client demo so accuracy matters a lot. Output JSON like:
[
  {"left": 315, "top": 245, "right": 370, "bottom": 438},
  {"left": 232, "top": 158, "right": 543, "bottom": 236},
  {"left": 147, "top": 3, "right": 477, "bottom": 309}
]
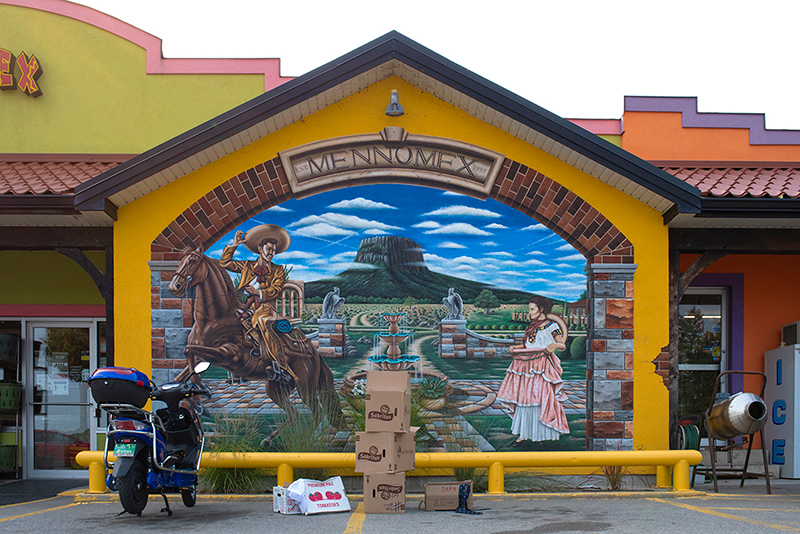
[{"left": 625, "top": 96, "right": 800, "bottom": 146}]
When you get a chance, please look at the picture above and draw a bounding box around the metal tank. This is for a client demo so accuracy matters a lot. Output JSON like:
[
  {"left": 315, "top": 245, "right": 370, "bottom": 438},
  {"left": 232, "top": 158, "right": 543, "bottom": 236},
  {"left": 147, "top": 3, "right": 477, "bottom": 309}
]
[{"left": 707, "top": 392, "right": 768, "bottom": 439}]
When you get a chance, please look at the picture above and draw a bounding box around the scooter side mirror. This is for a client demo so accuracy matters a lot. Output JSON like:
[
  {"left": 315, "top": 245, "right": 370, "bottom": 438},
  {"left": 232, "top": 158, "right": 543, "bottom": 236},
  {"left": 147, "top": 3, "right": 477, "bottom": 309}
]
[{"left": 194, "top": 361, "right": 211, "bottom": 375}]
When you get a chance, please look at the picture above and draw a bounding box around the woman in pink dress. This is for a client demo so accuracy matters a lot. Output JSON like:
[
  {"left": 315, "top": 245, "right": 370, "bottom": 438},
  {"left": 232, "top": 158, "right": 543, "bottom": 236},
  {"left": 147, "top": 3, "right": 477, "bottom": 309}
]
[{"left": 498, "top": 296, "right": 569, "bottom": 443}]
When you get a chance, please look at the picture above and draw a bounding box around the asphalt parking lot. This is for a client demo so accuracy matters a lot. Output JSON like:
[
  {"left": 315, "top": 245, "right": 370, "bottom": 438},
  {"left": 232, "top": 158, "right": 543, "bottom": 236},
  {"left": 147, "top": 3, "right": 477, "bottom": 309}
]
[{"left": 1, "top": 478, "right": 799, "bottom": 533}]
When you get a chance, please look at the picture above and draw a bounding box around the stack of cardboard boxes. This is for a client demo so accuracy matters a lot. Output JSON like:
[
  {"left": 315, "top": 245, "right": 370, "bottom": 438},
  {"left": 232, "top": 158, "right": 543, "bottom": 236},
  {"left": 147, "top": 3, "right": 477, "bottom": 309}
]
[{"left": 355, "top": 371, "right": 416, "bottom": 514}]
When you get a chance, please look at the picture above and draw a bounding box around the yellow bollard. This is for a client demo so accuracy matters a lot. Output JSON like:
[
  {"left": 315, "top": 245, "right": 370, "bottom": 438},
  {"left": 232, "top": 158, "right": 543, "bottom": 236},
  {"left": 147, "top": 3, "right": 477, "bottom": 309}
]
[
  {"left": 277, "top": 463, "right": 294, "bottom": 488},
  {"left": 87, "top": 460, "right": 109, "bottom": 493},
  {"left": 672, "top": 459, "right": 690, "bottom": 491},
  {"left": 655, "top": 465, "right": 672, "bottom": 488},
  {"left": 487, "top": 461, "right": 505, "bottom": 494}
]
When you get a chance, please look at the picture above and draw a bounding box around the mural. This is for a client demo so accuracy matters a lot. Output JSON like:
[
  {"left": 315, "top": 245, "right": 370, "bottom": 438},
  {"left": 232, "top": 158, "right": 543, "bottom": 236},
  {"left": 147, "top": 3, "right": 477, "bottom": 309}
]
[{"left": 157, "top": 184, "right": 590, "bottom": 452}]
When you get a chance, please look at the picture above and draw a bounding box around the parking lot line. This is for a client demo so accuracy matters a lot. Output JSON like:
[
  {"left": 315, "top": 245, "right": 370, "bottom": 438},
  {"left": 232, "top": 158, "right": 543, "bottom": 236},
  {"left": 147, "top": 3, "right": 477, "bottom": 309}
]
[
  {"left": 344, "top": 502, "right": 365, "bottom": 534},
  {"left": 0, "top": 496, "right": 58, "bottom": 509},
  {"left": 0, "top": 503, "right": 81, "bottom": 523},
  {"left": 649, "top": 498, "right": 800, "bottom": 533}
]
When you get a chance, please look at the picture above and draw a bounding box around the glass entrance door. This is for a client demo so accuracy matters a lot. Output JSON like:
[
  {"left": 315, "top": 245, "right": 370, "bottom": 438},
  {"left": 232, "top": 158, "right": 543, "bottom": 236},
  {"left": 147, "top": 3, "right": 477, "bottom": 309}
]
[
  {"left": 25, "top": 322, "right": 96, "bottom": 477},
  {"left": 678, "top": 288, "right": 727, "bottom": 422}
]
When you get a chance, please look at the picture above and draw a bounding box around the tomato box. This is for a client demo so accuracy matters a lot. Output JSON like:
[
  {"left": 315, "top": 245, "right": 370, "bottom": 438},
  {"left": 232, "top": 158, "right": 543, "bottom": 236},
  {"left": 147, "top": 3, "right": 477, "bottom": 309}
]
[
  {"left": 286, "top": 476, "right": 351, "bottom": 515},
  {"left": 272, "top": 486, "right": 301, "bottom": 515}
]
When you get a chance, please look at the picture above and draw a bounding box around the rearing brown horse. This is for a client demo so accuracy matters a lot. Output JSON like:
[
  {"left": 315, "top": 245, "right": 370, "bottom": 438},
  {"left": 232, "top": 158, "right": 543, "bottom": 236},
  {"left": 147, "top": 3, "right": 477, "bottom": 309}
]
[{"left": 168, "top": 246, "right": 345, "bottom": 438}]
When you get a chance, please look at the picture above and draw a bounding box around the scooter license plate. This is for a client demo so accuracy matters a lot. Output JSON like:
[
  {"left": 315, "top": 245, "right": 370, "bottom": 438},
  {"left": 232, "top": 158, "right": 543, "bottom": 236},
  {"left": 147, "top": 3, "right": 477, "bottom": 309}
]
[{"left": 113, "top": 443, "right": 136, "bottom": 457}]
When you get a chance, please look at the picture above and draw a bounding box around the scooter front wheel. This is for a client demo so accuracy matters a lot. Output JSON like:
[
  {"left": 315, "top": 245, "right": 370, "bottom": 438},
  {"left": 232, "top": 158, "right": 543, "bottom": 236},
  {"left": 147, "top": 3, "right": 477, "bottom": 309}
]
[
  {"left": 181, "top": 486, "right": 196, "bottom": 507},
  {"left": 118, "top": 459, "right": 148, "bottom": 515}
]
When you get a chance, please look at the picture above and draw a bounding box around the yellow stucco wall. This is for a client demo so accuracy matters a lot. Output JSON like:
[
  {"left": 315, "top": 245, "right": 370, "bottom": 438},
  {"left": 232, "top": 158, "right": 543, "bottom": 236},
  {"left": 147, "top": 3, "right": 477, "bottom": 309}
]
[
  {"left": 0, "top": 4, "right": 265, "bottom": 154},
  {"left": 113, "top": 76, "right": 670, "bottom": 450},
  {"left": 0, "top": 251, "right": 105, "bottom": 305}
]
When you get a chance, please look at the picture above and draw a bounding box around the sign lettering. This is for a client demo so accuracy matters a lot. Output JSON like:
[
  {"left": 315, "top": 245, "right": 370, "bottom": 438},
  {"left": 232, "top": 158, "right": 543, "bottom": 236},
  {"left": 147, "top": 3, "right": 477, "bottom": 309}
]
[
  {"left": 0, "top": 47, "right": 43, "bottom": 97},
  {"left": 280, "top": 128, "right": 505, "bottom": 197}
]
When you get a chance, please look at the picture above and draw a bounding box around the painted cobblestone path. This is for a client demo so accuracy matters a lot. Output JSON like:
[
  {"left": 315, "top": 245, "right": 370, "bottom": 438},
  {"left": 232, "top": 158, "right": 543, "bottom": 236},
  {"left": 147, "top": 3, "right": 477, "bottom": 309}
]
[{"left": 203, "top": 378, "right": 586, "bottom": 452}]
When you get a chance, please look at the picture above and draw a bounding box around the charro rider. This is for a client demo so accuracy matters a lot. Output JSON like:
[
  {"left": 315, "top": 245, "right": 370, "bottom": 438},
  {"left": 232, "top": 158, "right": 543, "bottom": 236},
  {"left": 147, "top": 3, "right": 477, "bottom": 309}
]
[{"left": 220, "top": 224, "right": 292, "bottom": 377}]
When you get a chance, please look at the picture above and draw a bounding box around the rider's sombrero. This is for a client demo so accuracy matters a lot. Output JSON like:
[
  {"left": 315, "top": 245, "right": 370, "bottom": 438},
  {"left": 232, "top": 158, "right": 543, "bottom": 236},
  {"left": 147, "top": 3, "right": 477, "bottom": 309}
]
[{"left": 243, "top": 224, "right": 290, "bottom": 254}]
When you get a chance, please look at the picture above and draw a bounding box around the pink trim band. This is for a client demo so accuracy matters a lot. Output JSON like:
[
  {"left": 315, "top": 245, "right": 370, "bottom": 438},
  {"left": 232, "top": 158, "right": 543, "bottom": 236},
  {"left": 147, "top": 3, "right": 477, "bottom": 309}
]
[
  {"left": 2, "top": 0, "right": 291, "bottom": 91},
  {"left": 0, "top": 304, "right": 106, "bottom": 317}
]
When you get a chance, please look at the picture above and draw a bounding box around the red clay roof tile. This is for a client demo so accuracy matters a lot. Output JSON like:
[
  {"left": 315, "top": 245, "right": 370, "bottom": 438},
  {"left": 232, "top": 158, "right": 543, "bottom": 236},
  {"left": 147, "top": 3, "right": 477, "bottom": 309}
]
[{"left": 661, "top": 167, "right": 800, "bottom": 199}]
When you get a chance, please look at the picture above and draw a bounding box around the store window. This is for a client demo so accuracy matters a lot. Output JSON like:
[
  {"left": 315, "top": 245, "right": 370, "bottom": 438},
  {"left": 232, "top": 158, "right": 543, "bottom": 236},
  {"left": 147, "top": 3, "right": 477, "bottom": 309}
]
[{"left": 678, "top": 288, "right": 727, "bottom": 422}]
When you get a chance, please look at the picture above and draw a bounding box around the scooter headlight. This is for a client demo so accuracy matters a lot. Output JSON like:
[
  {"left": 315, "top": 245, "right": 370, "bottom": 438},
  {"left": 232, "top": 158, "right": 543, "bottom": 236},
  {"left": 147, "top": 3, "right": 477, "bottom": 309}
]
[{"left": 111, "top": 418, "right": 149, "bottom": 431}]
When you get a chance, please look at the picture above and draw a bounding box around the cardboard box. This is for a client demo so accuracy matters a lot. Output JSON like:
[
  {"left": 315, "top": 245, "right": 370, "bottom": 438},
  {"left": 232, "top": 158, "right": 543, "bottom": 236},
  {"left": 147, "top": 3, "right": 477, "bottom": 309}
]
[
  {"left": 363, "top": 472, "right": 406, "bottom": 514},
  {"left": 424, "top": 480, "right": 473, "bottom": 511},
  {"left": 354, "top": 430, "right": 416, "bottom": 473},
  {"left": 273, "top": 486, "right": 301, "bottom": 514},
  {"left": 365, "top": 370, "right": 411, "bottom": 433}
]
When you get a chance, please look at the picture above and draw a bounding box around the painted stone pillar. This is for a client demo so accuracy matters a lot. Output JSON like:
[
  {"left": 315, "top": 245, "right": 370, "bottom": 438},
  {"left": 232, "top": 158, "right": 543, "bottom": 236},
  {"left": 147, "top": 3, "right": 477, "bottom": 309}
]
[
  {"left": 316, "top": 318, "right": 347, "bottom": 358},
  {"left": 584, "top": 263, "right": 636, "bottom": 451},
  {"left": 438, "top": 319, "right": 467, "bottom": 358}
]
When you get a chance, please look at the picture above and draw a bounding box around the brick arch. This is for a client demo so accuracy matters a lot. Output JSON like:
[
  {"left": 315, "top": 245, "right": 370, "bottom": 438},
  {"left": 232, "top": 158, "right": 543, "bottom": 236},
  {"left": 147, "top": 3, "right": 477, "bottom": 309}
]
[
  {"left": 150, "top": 156, "right": 633, "bottom": 264},
  {"left": 149, "top": 154, "right": 636, "bottom": 451}
]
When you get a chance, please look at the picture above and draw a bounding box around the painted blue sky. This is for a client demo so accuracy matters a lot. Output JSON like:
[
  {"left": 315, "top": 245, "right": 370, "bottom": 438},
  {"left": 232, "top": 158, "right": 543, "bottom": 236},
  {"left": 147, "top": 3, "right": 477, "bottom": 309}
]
[{"left": 207, "top": 184, "right": 587, "bottom": 301}]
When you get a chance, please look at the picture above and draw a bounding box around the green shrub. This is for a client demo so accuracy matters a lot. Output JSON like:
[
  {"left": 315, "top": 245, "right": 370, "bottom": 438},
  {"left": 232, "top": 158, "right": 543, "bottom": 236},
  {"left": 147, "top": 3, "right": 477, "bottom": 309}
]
[{"left": 199, "top": 413, "right": 271, "bottom": 494}]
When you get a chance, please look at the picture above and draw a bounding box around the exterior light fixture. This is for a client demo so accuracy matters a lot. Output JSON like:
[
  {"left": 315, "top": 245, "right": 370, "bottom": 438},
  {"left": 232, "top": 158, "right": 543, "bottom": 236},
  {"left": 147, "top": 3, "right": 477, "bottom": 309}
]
[{"left": 385, "top": 89, "right": 404, "bottom": 117}]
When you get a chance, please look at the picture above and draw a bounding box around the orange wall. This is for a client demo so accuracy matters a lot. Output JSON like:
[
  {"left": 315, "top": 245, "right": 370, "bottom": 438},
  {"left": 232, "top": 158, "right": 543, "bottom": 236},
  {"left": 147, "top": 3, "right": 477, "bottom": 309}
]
[
  {"left": 680, "top": 254, "right": 800, "bottom": 395},
  {"left": 623, "top": 112, "right": 800, "bottom": 162}
]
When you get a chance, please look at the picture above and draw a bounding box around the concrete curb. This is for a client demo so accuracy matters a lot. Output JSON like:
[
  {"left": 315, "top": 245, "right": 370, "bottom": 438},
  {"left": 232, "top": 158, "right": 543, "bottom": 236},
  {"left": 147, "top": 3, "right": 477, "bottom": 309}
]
[{"left": 68, "top": 489, "right": 712, "bottom": 503}]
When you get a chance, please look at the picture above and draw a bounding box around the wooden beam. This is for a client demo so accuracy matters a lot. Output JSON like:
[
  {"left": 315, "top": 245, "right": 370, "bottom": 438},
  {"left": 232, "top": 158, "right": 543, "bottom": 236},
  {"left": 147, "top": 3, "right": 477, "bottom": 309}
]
[
  {"left": 671, "top": 228, "right": 800, "bottom": 253},
  {"left": 55, "top": 248, "right": 109, "bottom": 300},
  {"left": 668, "top": 250, "right": 727, "bottom": 449},
  {"left": 0, "top": 227, "right": 112, "bottom": 250}
]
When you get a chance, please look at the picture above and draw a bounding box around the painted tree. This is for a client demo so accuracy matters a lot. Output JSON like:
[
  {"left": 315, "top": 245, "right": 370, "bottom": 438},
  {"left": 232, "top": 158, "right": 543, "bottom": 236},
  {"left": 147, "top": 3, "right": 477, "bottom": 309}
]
[{"left": 474, "top": 289, "right": 501, "bottom": 314}]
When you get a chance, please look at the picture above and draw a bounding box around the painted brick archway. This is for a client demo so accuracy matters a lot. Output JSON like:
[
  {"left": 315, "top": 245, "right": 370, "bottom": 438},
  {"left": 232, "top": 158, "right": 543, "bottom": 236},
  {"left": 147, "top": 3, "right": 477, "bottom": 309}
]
[{"left": 150, "top": 155, "right": 636, "bottom": 450}]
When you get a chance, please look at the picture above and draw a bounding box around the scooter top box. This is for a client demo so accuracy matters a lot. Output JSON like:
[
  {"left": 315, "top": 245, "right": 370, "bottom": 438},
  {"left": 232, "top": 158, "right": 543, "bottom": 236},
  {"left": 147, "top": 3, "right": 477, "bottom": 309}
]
[{"left": 89, "top": 367, "right": 152, "bottom": 408}]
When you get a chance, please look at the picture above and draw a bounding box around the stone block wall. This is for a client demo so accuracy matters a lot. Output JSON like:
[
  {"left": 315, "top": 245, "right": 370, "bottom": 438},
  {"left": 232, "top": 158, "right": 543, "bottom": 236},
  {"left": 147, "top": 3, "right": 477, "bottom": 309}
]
[
  {"left": 149, "top": 259, "right": 190, "bottom": 385},
  {"left": 585, "top": 263, "right": 636, "bottom": 451},
  {"left": 314, "top": 318, "right": 347, "bottom": 358},
  {"left": 438, "top": 319, "right": 522, "bottom": 358}
]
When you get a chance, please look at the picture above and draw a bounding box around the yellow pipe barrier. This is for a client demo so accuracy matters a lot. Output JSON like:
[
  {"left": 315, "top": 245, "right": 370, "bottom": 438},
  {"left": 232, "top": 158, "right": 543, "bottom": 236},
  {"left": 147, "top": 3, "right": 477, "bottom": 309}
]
[{"left": 77, "top": 449, "right": 702, "bottom": 495}]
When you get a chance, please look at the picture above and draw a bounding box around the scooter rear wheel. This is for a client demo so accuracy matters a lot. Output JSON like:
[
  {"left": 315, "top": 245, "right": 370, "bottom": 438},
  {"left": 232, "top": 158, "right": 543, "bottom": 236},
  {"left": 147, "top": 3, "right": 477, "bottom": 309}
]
[
  {"left": 118, "top": 459, "right": 148, "bottom": 515},
  {"left": 181, "top": 486, "right": 197, "bottom": 507}
]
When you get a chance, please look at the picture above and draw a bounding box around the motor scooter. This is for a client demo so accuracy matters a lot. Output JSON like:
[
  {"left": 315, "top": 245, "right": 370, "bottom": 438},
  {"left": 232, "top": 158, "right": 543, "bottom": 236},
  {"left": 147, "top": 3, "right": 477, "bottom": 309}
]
[{"left": 89, "top": 362, "right": 212, "bottom": 516}]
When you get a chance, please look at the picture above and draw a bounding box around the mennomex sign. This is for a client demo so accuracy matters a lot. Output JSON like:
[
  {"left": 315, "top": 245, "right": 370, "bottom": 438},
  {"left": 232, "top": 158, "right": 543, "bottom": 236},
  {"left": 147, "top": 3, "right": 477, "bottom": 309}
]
[
  {"left": 0, "top": 48, "right": 43, "bottom": 97},
  {"left": 280, "top": 127, "right": 505, "bottom": 197}
]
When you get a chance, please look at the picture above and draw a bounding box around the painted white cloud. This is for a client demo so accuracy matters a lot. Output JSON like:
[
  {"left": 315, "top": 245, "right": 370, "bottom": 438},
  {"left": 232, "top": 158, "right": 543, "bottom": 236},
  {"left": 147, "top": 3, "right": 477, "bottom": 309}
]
[
  {"left": 292, "top": 223, "right": 357, "bottom": 238},
  {"left": 413, "top": 221, "right": 441, "bottom": 229},
  {"left": 481, "top": 241, "right": 498, "bottom": 247},
  {"left": 498, "top": 258, "right": 546, "bottom": 267},
  {"left": 425, "top": 223, "right": 492, "bottom": 236},
  {"left": 521, "top": 224, "right": 548, "bottom": 231},
  {"left": 289, "top": 213, "right": 401, "bottom": 232},
  {"left": 527, "top": 250, "right": 546, "bottom": 256},
  {"left": 485, "top": 223, "right": 508, "bottom": 229},
  {"left": 328, "top": 197, "right": 397, "bottom": 210},
  {"left": 364, "top": 228, "right": 390, "bottom": 235},
  {"left": 438, "top": 241, "right": 467, "bottom": 249},
  {"left": 451, "top": 256, "right": 481, "bottom": 265},
  {"left": 486, "top": 251, "right": 514, "bottom": 258},
  {"left": 266, "top": 205, "right": 292, "bottom": 212},
  {"left": 423, "top": 205, "right": 502, "bottom": 218},
  {"left": 423, "top": 252, "right": 447, "bottom": 261},
  {"left": 279, "top": 251, "right": 323, "bottom": 260},
  {"left": 556, "top": 244, "right": 575, "bottom": 251},
  {"left": 564, "top": 273, "right": 587, "bottom": 280},
  {"left": 329, "top": 251, "right": 357, "bottom": 263},
  {"left": 557, "top": 254, "right": 586, "bottom": 262}
]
